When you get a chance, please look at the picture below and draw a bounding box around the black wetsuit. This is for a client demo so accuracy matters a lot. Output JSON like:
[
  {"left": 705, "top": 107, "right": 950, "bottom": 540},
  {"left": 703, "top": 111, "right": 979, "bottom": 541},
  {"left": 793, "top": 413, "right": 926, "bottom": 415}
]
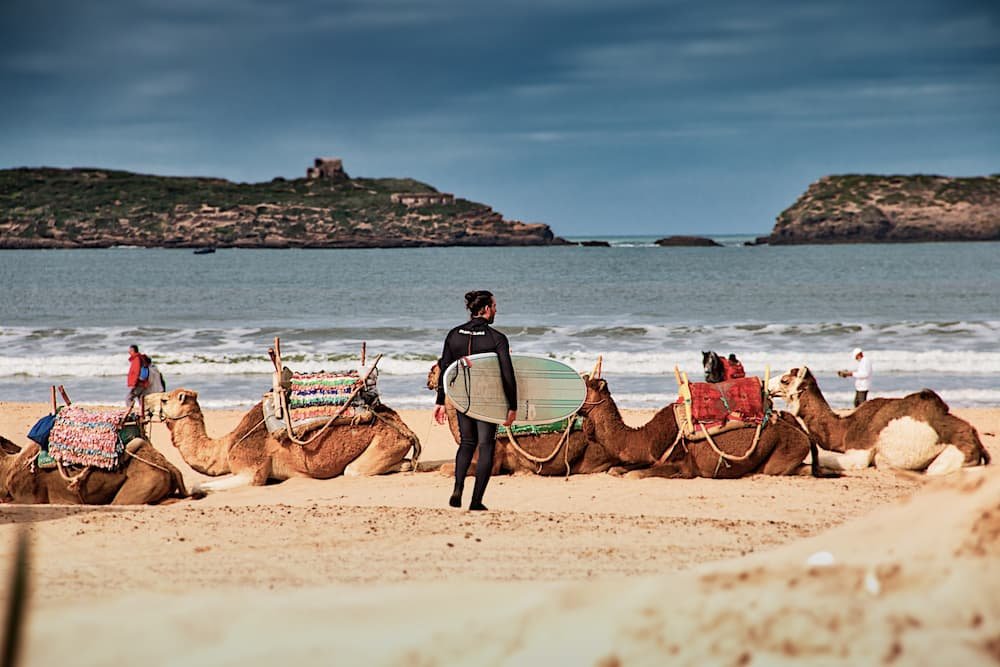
[{"left": 437, "top": 317, "right": 517, "bottom": 509}]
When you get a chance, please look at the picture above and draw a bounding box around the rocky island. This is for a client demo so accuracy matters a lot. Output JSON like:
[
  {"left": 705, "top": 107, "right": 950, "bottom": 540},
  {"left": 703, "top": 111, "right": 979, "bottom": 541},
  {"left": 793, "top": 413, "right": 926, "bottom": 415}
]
[
  {"left": 0, "top": 158, "right": 567, "bottom": 249},
  {"left": 765, "top": 174, "right": 1000, "bottom": 244},
  {"left": 654, "top": 235, "right": 721, "bottom": 247}
]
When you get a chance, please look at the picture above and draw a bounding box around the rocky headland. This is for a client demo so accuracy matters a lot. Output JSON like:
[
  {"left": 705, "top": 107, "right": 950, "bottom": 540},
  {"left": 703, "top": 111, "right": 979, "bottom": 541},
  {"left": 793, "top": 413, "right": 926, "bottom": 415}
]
[
  {"left": 0, "top": 160, "right": 567, "bottom": 249},
  {"left": 766, "top": 174, "right": 1000, "bottom": 244}
]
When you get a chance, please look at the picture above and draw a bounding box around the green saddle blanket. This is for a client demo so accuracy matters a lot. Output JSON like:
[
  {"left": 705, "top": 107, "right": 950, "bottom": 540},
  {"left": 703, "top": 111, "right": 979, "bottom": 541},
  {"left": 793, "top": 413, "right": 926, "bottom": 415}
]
[
  {"left": 498, "top": 416, "right": 585, "bottom": 438},
  {"left": 36, "top": 450, "right": 57, "bottom": 469}
]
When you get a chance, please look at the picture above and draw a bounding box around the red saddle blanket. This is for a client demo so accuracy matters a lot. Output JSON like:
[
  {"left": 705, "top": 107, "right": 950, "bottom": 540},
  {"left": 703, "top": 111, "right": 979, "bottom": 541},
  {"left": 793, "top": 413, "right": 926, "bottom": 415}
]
[{"left": 684, "top": 377, "right": 765, "bottom": 427}]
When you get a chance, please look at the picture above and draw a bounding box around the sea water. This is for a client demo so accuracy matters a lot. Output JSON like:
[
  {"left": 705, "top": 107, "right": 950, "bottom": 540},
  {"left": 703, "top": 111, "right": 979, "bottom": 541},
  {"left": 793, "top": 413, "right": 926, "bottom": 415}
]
[{"left": 1, "top": 238, "right": 997, "bottom": 410}]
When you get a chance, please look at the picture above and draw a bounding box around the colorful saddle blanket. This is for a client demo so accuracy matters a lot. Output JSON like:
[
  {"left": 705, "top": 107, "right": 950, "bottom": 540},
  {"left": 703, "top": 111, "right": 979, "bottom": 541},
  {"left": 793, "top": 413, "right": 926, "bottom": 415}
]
[
  {"left": 287, "top": 369, "right": 378, "bottom": 421},
  {"left": 498, "top": 415, "right": 584, "bottom": 439},
  {"left": 676, "top": 377, "right": 768, "bottom": 438},
  {"left": 264, "top": 368, "right": 380, "bottom": 435},
  {"left": 47, "top": 406, "right": 142, "bottom": 471}
]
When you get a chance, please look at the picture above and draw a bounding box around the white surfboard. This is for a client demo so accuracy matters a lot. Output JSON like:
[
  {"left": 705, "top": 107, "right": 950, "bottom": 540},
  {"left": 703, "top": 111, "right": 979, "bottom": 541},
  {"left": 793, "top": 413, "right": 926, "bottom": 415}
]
[{"left": 442, "top": 353, "right": 586, "bottom": 426}]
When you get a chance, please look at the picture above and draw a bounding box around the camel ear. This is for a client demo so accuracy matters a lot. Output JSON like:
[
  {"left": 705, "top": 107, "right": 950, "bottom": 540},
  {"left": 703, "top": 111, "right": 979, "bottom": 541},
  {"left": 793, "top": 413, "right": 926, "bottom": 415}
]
[
  {"left": 178, "top": 391, "right": 188, "bottom": 404},
  {"left": 0, "top": 437, "right": 21, "bottom": 455},
  {"left": 598, "top": 379, "right": 608, "bottom": 391}
]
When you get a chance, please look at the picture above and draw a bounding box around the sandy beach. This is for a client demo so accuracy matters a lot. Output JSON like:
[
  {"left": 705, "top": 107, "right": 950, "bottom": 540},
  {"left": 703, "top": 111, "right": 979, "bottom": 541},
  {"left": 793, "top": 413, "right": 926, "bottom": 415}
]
[{"left": 1, "top": 401, "right": 998, "bottom": 665}]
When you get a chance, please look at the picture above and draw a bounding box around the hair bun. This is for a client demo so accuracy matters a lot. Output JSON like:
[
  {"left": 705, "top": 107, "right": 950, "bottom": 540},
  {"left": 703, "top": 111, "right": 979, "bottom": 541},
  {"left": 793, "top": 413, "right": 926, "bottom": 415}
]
[{"left": 464, "top": 290, "right": 494, "bottom": 314}]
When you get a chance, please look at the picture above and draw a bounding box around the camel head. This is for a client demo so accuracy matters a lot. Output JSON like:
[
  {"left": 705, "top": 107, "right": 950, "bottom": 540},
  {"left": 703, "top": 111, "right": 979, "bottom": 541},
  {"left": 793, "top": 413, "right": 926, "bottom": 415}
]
[
  {"left": 577, "top": 355, "right": 609, "bottom": 416},
  {"left": 426, "top": 363, "right": 441, "bottom": 391},
  {"left": 0, "top": 436, "right": 22, "bottom": 500},
  {"left": 579, "top": 375, "right": 612, "bottom": 416},
  {"left": 769, "top": 367, "right": 814, "bottom": 415},
  {"left": 147, "top": 389, "right": 202, "bottom": 427}
]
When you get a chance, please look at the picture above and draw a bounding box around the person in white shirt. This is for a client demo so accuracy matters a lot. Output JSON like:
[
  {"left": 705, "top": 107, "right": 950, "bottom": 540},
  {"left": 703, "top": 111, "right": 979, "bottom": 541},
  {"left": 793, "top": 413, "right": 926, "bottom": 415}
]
[{"left": 839, "top": 347, "right": 872, "bottom": 407}]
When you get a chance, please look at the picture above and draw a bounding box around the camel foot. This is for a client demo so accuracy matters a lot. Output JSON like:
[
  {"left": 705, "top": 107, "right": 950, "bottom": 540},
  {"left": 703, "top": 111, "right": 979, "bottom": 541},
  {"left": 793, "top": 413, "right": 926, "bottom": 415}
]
[
  {"left": 469, "top": 502, "right": 488, "bottom": 511},
  {"left": 449, "top": 493, "right": 462, "bottom": 508},
  {"left": 193, "top": 474, "right": 253, "bottom": 495},
  {"left": 925, "top": 445, "right": 964, "bottom": 476}
]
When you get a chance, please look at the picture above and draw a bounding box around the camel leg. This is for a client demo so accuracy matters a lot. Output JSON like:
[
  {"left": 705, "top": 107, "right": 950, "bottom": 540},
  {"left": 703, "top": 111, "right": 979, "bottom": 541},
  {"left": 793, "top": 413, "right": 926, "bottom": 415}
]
[
  {"left": 760, "top": 437, "right": 812, "bottom": 476},
  {"left": 925, "top": 445, "right": 965, "bottom": 476},
  {"left": 607, "top": 463, "right": 652, "bottom": 477},
  {"left": 938, "top": 415, "right": 990, "bottom": 466},
  {"left": 110, "top": 475, "right": 172, "bottom": 504},
  {"left": 344, "top": 431, "right": 411, "bottom": 476},
  {"left": 625, "top": 460, "right": 696, "bottom": 479},
  {"left": 193, "top": 472, "right": 256, "bottom": 494}
]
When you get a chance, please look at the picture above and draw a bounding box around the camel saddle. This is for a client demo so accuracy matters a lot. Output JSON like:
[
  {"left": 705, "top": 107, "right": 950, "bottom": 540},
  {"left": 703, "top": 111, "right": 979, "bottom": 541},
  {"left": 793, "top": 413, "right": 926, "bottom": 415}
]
[
  {"left": 263, "top": 368, "right": 379, "bottom": 436},
  {"left": 674, "top": 376, "right": 769, "bottom": 440},
  {"left": 498, "top": 415, "right": 585, "bottom": 439},
  {"left": 46, "top": 405, "right": 145, "bottom": 471}
]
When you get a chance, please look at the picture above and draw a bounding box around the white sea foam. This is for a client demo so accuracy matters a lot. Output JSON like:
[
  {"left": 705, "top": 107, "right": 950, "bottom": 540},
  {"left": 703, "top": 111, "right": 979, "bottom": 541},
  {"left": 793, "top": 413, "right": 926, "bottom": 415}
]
[{"left": 3, "top": 348, "right": 1000, "bottom": 379}]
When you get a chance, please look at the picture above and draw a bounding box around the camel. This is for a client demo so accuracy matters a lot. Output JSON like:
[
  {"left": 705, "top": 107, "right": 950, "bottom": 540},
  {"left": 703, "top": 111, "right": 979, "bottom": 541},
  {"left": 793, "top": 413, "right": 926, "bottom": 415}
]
[
  {"left": 435, "top": 399, "right": 612, "bottom": 476},
  {"left": 425, "top": 364, "right": 612, "bottom": 477},
  {"left": 0, "top": 434, "right": 187, "bottom": 504},
  {"left": 577, "top": 375, "right": 832, "bottom": 479},
  {"left": 769, "top": 366, "right": 990, "bottom": 475},
  {"left": 148, "top": 389, "right": 421, "bottom": 493}
]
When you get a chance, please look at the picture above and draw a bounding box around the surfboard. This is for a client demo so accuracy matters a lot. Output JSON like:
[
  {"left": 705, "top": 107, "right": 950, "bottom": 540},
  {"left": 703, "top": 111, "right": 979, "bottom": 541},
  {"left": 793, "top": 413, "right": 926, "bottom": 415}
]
[{"left": 442, "top": 353, "right": 587, "bottom": 426}]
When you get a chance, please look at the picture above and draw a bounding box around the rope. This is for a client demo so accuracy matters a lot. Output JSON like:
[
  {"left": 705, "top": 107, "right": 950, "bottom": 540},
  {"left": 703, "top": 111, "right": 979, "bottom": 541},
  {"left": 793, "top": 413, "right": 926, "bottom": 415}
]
[
  {"left": 231, "top": 417, "right": 266, "bottom": 449},
  {"left": 699, "top": 417, "right": 766, "bottom": 478},
  {"left": 280, "top": 356, "right": 382, "bottom": 446},
  {"left": 124, "top": 448, "right": 174, "bottom": 475},
  {"left": 372, "top": 411, "right": 422, "bottom": 472},
  {"left": 55, "top": 458, "right": 89, "bottom": 498},
  {"left": 654, "top": 429, "right": 685, "bottom": 465},
  {"left": 503, "top": 413, "right": 578, "bottom": 476},
  {"left": 280, "top": 390, "right": 358, "bottom": 446}
]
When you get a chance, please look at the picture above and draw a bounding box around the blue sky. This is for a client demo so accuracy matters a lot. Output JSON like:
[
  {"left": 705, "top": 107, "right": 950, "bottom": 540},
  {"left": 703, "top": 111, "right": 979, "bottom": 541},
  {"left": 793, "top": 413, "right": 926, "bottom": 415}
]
[{"left": 2, "top": 0, "right": 998, "bottom": 236}]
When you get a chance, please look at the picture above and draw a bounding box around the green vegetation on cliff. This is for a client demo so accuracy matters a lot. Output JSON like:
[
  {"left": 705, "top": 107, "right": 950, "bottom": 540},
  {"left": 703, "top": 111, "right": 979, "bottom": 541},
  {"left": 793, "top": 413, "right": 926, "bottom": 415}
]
[
  {"left": 770, "top": 174, "right": 1000, "bottom": 244},
  {"left": 0, "top": 167, "right": 560, "bottom": 248}
]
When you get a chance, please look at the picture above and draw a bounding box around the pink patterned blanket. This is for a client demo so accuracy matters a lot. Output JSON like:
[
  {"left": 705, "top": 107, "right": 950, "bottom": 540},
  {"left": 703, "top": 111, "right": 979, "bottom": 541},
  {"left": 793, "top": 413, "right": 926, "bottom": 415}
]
[{"left": 48, "top": 406, "right": 134, "bottom": 470}]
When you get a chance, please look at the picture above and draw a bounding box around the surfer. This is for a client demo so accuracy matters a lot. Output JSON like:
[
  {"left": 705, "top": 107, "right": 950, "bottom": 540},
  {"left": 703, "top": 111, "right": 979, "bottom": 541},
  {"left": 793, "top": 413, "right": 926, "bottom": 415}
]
[{"left": 434, "top": 290, "right": 517, "bottom": 511}]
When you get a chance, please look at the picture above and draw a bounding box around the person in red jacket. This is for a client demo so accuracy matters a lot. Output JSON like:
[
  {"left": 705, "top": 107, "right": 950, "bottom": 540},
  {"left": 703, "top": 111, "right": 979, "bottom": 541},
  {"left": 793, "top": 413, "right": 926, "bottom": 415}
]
[{"left": 126, "top": 344, "right": 148, "bottom": 407}]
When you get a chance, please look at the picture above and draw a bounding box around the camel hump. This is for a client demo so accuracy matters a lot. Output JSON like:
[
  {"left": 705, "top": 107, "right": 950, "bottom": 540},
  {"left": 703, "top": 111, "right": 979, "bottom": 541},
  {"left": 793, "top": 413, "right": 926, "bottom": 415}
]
[{"left": 915, "top": 388, "right": 950, "bottom": 412}]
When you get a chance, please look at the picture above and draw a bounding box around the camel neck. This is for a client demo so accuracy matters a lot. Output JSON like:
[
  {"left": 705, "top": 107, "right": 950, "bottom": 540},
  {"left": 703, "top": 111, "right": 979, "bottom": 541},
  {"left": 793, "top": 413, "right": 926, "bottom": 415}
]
[
  {"left": 795, "top": 383, "right": 848, "bottom": 452},
  {"left": 589, "top": 397, "right": 678, "bottom": 465},
  {"left": 800, "top": 383, "right": 837, "bottom": 422},
  {"left": 169, "top": 411, "right": 232, "bottom": 476}
]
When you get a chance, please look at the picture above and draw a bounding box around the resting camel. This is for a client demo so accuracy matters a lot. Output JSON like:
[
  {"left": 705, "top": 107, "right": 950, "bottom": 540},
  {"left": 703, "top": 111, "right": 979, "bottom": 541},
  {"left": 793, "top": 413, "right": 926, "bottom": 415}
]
[
  {"left": 0, "top": 434, "right": 187, "bottom": 504},
  {"left": 578, "top": 375, "right": 832, "bottom": 479},
  {"left": 426, "top": 365, "right": 613, "bottom": 476},
  {"left": 769, "top": 367, "right": 990, "bottom": 474},
  {"left": 149, "top": 389, "right": 421, "bottom": 493}
]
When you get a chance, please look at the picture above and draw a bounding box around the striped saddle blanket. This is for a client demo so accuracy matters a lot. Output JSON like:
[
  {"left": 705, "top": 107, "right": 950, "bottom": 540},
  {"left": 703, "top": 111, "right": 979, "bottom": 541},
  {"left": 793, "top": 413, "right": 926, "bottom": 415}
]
[
  {"left": 288, "top": 369, "right": 378, "bottom": 420},
  {"left": 264, "top": 369, "right": 380, "bottom": 435},
  {"left": 47, "top": 406, "right": 143, "bottom": 471}
]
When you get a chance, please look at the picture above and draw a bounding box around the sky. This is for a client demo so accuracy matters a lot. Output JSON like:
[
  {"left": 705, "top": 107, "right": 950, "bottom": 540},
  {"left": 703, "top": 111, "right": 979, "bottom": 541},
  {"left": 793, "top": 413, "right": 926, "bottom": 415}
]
[{"left": 2, "top": 0, "right": 998, "bottom": 237}]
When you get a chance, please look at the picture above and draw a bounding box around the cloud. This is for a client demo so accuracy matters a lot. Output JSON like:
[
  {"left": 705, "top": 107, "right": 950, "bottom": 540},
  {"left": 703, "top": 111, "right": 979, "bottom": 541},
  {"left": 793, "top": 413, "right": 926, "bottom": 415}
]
[{"left": 129, "top": 72, "right": 195, "bottom": 99}]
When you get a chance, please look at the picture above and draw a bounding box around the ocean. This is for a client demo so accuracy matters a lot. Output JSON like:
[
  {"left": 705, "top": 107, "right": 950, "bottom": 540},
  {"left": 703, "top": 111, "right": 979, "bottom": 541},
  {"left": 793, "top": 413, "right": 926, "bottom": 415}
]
[{"left": 1, "top": 237, "right": 998, "bottom": 411}]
